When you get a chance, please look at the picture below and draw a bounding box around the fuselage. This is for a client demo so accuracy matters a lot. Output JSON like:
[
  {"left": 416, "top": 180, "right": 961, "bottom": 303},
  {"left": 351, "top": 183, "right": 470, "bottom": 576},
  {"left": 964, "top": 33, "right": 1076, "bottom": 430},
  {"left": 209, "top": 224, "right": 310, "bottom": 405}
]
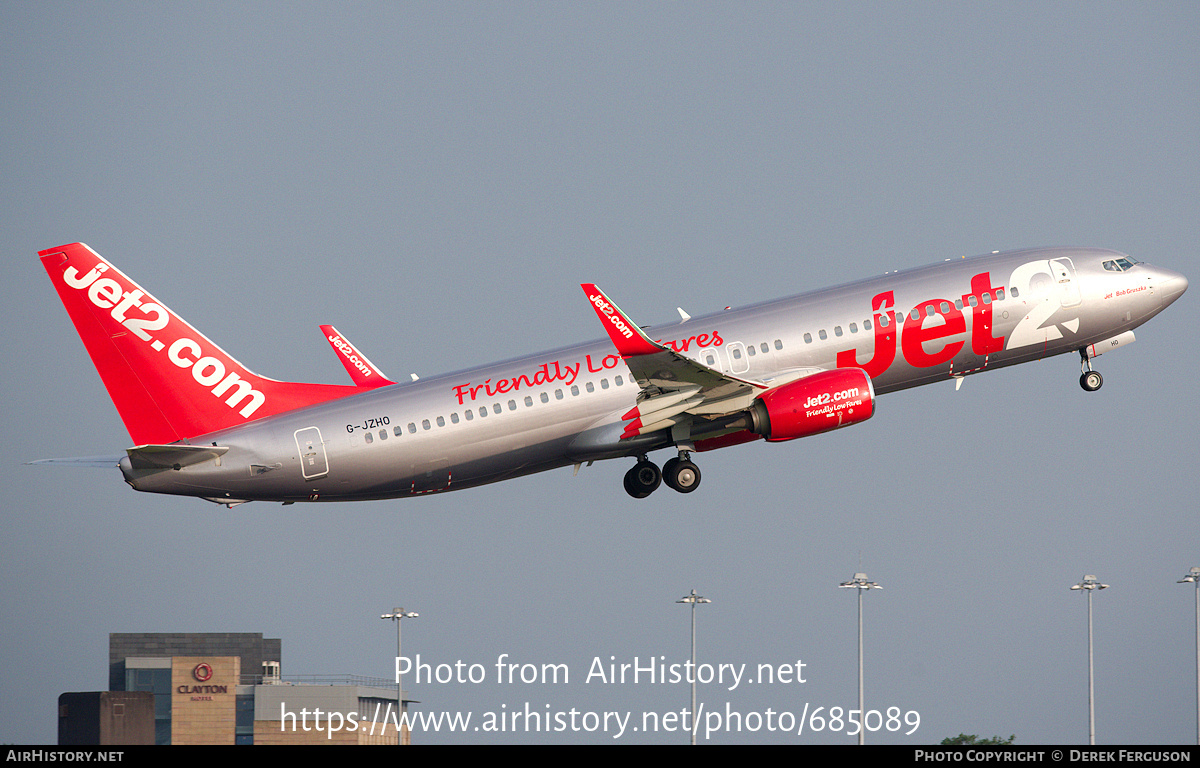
[{"left": 120, "top": 246, "right": 1187, "bottom": 502}]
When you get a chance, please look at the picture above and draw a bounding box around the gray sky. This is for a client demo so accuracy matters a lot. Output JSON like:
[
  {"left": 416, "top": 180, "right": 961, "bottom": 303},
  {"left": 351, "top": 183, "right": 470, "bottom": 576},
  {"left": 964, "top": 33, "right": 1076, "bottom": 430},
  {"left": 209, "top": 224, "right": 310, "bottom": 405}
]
[{"left": 2, "top": 2, "right": 1197, "bottom": 744}]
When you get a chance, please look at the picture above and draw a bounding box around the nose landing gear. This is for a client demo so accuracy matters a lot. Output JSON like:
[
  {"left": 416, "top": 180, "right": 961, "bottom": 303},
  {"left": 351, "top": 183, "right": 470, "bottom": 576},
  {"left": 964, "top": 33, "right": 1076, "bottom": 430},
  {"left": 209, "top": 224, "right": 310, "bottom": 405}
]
[{"left": 1079, "top": 349, "right": 1104, "bottom": 392}]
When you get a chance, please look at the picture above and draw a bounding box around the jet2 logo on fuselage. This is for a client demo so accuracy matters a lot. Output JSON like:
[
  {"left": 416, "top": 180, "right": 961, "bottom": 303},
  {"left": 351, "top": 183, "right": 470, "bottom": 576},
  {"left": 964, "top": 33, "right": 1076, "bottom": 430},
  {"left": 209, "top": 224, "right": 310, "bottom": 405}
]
[{"left": 835, "top": 263, "right": 1082, "bottom": 378}]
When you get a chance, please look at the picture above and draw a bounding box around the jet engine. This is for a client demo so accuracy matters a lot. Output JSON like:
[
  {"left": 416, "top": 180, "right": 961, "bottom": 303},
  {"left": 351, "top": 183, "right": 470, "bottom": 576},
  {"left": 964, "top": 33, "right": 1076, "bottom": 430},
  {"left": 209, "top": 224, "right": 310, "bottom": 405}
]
[{"left": 746, "top": 368, "right": 875, "bottom": 442}]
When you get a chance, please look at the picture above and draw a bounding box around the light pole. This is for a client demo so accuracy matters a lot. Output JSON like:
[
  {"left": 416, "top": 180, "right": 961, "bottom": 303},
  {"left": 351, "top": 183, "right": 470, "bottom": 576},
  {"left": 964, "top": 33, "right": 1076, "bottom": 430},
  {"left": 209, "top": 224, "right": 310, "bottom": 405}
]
[
  {"left": 840, "top": 572, "right": 881, "bottom": 745},
  {"left": 381, "top": 607, "right": 418, "bottom": 742},
  {"left": 1178, "top": 567, "right": 1200, "bottom": 745},
  {"left": 677, "top": 589, "right": 710, "bottom": 745},
  {"left": 1070, "top": 575, "right": 1107, "bottom": 745}
]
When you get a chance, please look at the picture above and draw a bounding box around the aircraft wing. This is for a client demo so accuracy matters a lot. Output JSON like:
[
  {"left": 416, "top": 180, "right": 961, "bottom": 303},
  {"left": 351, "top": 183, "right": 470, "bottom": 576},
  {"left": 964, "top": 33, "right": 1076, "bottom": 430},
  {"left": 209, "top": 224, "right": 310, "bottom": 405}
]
[{"left": 581, "top": 283, "right": 768, "bottom": 439}]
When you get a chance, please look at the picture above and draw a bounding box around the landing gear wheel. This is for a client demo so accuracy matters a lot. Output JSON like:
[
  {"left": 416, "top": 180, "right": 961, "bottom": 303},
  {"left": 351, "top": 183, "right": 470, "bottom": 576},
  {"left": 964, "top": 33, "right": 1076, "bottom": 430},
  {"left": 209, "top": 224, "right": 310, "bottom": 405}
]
[
  {"left": 1080, "top": 370, "right": 1103, "bottom": 392},
  {"left": 663, "top": 457, "right": 702, "bottom": 493},
  {"left": 623, "top": 459, "right": 661, "bottom": 499}
]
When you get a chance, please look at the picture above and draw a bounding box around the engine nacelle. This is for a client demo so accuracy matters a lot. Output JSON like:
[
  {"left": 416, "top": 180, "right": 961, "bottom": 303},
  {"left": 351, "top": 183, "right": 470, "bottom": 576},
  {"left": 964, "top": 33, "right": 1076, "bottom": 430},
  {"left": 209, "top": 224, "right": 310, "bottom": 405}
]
[{"left": 748, "top": 368, "right": 875, "bottom": 442}]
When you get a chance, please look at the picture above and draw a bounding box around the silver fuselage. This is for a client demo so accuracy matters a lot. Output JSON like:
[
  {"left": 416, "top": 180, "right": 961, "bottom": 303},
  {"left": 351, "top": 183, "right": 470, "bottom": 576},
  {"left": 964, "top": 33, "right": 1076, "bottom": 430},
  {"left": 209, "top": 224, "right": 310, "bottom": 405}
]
[{"left": 121, "top": 247, "right": 1187, "bottom": 502}]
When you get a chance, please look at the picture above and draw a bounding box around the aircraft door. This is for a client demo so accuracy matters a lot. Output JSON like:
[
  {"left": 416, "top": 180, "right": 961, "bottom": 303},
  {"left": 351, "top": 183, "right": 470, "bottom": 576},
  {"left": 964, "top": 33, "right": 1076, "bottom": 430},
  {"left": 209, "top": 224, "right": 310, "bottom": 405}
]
[
  {"left": 1050, "top": 258, "right": 1082, "bottom": 308},
  {"left": 294, "top": 427, "right": 329, "bottom": 480}
]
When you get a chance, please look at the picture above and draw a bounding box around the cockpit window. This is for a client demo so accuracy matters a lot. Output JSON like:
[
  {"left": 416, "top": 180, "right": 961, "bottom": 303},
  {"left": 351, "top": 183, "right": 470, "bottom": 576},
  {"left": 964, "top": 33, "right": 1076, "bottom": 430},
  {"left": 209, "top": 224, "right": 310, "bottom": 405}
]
[{"left": 1103, "top": 257, "right": 1139, "bottom": 272}]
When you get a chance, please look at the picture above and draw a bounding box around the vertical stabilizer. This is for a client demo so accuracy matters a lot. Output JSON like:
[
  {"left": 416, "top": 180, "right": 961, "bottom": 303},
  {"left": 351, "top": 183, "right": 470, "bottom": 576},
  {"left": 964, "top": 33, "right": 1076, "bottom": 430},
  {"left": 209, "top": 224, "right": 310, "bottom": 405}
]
[{"left": 40, "top": 243, "right": 362, "bottom": 444}]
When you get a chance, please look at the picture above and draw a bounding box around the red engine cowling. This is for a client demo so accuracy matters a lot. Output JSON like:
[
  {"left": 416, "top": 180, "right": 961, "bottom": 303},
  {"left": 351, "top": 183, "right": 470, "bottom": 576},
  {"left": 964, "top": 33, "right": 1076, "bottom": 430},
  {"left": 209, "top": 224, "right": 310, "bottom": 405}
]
[{"left": 748, "top": 368, "right": 875, "bottom": 442}]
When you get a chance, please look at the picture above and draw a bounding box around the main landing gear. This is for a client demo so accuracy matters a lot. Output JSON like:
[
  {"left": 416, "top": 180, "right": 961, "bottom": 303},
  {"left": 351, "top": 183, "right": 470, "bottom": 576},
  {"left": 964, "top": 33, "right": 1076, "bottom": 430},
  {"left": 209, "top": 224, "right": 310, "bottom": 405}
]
[
  {"left": 623, "top": 452, "right": 702, "bottom": 498},
  {"left": 1079, "top": 349, "right": 1104, "bottom": 392}
]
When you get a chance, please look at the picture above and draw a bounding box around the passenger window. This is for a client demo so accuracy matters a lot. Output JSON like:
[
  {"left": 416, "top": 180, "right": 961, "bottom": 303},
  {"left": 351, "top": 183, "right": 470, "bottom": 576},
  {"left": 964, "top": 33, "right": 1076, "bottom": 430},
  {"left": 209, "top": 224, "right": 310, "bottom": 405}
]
[
  {"left": 982, "top": 293, "right": 992, "bottom": 304},
  {"left": 747, "top": 346, "right": 756, "bottom": 356},
  {"left": 365, "top": 431, "right": 373, "bottom": 444},
  {"left": 818, "top": 329, "right": 827, "bottom": 340},
  {"left": 408, "top": 422, "right": 417, "bottom": 433},
  {"left": 394, "top": 426, "right": 403, "bottom": 436},
  {"left": 804, "top": 333, "right": 813, "bottom": 344},
  {"left": 479, "top": 407, "right": 487, "bottom": 418},
  {"left": 864, "top": 318, "right": 872, "bottom": 330},
  {"left": 493, "top": 403, "right": 502, "bottom": 414},
  {"left": 436, "top": 416, "right": 445, "bottom": 427},
  {"left": 849, "top": 323, "right": 858, "bottom": 333},
  {"left": 422, "top": 419, "right": 430, "bottom": 430},
  {"left": 570, "top": 385, "right": 579, "bottom": 396},
  {"left": 732, "top": 347, "right": 742, "bottom": 359},
  {"left": 379, "top": 429, "right": 387, "bottom": 440},
  {"left": 1010, "top": 286, "right": 1019, "bottom": 298},
  {"left": 524, "top": 396, "right": 533, "bottom": 407},
  {"left": 601, "top": 379, "right": 609, "bottom": 389},
  {"left": 995, "top": 287, "right": 1005, "bottom": 300},
  {"left": 465, "top": 410, "right": 473, "bottom": 421},
  {"left": 761, "top": 343, "right": 769, "bottom": 353},
  {"left": 616, "top": 376, "right": 624, "bottom": 385},
  {"left": 586, "top": 381, "right": 594, "bottom": 393},
  {"left": 507, "top": 400, "right": 516, "bottom": 411},
  {"left": 774, "top": 340, "right": 782, "bottom": 350},
  {"left": 955, "top": 299, "right": 963, "bottom": 310},
  {"left": 968, "top": 295, "right": 978, "bottom": 307},
  {"left": 451, "top": 412, "right": 459, "bottom": 423},
  {"left": 540, "top": 392, "right": 549, "bottom": 403},
  {"left": 555, "top": 389, "right": 564, "bottom": 400},
  {"left": 834, "top": 326, "right": 843, "bottom": 337}
]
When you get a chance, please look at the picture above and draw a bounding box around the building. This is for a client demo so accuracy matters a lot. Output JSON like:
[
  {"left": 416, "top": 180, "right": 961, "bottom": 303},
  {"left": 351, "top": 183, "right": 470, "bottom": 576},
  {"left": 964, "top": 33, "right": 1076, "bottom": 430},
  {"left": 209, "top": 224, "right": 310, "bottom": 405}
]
[
  {"left": 59, "top": 632, "right": 408, "bottom": 745},
  {"left": 57, "top": 692, "right": 154, "bottom": 745}
]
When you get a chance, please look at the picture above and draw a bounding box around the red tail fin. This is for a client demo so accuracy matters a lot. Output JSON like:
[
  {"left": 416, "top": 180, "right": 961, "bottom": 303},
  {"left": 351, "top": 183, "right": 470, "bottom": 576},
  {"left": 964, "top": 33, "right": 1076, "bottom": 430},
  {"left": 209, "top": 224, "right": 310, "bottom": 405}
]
[{"left": 40, "top": 243, "right": 363, "bottom": 445}]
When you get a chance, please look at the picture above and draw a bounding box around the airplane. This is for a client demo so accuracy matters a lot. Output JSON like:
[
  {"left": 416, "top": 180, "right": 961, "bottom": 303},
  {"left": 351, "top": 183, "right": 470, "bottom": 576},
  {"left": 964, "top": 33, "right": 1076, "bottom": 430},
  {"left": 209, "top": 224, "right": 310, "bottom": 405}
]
[{"left": 35, "top": 242, "right": 1187, "bottom": 504}]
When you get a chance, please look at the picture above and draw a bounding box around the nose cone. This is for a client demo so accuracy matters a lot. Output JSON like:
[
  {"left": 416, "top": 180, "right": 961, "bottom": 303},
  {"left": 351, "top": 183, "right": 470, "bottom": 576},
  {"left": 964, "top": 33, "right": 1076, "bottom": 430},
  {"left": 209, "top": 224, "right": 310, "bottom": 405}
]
[{"left": 1156, "top": 268, "right": 1188, "bottom": 308}]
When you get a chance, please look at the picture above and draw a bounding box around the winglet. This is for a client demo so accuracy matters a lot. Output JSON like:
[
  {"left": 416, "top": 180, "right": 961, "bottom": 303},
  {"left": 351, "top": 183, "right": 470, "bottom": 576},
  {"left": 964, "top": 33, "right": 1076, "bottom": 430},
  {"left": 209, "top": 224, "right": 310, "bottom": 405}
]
[
  {"left": 580, "top": 284, "right": 663, "bottom": 357},
  {"left": 319, "top": 325, "right": 396, "bottom": 387}
]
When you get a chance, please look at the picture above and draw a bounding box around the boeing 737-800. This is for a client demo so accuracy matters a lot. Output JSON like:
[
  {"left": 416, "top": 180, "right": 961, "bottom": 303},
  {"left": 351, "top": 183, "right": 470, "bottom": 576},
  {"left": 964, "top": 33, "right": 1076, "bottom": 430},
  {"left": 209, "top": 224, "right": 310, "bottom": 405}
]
[{"left": 37, "top": 242, "right": 1186, "bottom": 503}]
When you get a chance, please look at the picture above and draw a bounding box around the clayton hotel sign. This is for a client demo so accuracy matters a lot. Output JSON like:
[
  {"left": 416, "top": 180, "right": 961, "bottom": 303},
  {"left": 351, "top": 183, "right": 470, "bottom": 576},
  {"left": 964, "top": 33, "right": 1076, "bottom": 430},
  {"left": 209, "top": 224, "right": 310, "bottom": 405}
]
[{"left": 171, "top": 656, "right": 239, "bottom": 745}]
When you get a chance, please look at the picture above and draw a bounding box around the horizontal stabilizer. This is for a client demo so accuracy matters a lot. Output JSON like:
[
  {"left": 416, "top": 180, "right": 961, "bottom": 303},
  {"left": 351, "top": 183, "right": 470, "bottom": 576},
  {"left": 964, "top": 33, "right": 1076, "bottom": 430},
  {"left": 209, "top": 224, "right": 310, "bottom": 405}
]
[
  {"left": 126, "top": 444, "right": 229, "bottom": 470},
  {"left": 27, "top": 455, "right": 124, "bottom": 468}
]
